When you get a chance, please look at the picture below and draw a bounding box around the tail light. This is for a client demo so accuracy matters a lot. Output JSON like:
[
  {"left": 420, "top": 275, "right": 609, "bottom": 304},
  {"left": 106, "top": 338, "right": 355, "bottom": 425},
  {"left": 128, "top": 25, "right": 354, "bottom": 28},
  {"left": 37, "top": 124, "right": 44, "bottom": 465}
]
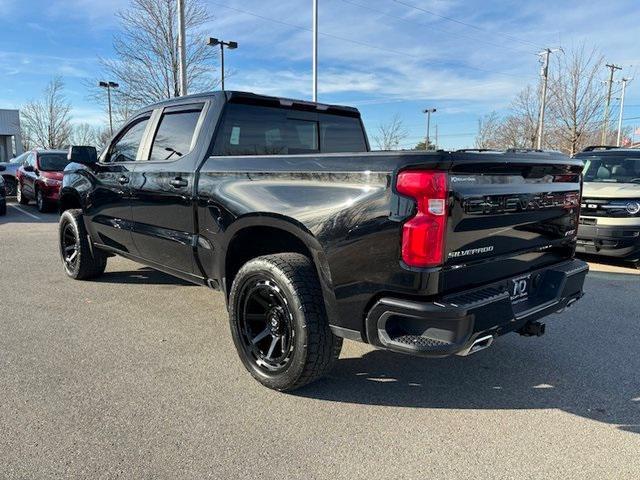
[{"left": 396, "top": 170, "right": 448, "bottom": 268}]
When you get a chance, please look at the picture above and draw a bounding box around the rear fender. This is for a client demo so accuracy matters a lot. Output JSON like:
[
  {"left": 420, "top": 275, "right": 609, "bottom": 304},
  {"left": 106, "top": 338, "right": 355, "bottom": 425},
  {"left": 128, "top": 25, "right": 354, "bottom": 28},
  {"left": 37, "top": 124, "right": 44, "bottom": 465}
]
[{"left": 221, "top": 214, "right": 340, "bottom": 328}]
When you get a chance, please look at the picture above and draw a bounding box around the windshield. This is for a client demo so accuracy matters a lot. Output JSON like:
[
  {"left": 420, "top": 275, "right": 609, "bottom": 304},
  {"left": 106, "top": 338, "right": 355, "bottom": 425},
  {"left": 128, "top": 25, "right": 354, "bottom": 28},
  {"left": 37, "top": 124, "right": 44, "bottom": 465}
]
[
  {"left": 38, "top": 153, "right": 71, "bottom": 172},
  {"left": 583, "top": 156, "right": 640, "bottom": 183}
]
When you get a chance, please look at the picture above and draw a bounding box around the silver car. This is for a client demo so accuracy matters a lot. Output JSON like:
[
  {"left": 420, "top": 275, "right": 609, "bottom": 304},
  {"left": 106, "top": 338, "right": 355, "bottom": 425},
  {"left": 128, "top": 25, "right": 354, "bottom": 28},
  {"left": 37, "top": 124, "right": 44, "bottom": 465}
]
[
  {"left": 0, "top": 175, "right": 6, "bottom": 216},
  {"left": 0, "top": 151, "right": 25, "bottom": 197}
]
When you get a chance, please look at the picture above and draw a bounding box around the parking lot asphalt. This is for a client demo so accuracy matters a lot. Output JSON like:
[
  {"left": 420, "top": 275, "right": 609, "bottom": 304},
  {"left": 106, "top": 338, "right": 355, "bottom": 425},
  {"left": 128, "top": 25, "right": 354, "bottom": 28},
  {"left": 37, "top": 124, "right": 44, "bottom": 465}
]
[{"left": 1, "top": 200, "right": 639, "bottom": 479}]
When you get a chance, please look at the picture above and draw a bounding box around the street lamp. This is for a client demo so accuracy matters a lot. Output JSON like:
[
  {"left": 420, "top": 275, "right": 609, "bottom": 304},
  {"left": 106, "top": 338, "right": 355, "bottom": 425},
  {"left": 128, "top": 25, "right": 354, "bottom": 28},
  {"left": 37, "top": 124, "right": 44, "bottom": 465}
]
[
  {"left": 423, "top": 108, "right": 436, "bottom": 150},
  {"left": 98, "top": 81, "right": 119, "bottom": 136},
  {"left": 207, "top": 37, "right": 238, "bottom": 91}
]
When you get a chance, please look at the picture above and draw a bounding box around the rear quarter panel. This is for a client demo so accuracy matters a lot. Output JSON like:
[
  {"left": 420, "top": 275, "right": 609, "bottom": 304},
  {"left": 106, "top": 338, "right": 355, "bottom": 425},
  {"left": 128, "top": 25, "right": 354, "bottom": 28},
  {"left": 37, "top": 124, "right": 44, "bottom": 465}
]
[{"left": 196, "top": 152, "right": 445, "bottom": 332}]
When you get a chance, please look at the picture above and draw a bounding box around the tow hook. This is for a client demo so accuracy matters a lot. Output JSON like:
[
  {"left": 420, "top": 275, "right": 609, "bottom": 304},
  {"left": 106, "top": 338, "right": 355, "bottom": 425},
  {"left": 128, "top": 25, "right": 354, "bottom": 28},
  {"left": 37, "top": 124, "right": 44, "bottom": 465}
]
[{"left": 519, "top": 321, "right": 546, "bottom": 337}]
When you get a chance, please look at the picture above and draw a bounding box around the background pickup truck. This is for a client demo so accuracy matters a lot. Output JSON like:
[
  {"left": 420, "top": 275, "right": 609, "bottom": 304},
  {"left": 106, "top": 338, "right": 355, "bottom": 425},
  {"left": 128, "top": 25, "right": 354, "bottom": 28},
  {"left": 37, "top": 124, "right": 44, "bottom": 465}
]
[{"left": 59, "top": 91, "right": 588, "bottom": 391}]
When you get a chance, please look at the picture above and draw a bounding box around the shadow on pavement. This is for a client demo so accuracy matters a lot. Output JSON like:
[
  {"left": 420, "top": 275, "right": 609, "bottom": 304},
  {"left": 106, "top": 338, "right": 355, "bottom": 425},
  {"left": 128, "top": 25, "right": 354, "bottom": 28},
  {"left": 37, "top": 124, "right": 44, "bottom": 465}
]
[
  {"left": 294, "top": 268, "right": 640, "bottom": 435},
  {"left": 577, "top": 252, "right": 639, "bottom": 272},
  {"left": 296, "top": 321, "right": 640, "bottom": 434},
  {"left": 96, "top": 267, "right": 195, "bottom": 286}
]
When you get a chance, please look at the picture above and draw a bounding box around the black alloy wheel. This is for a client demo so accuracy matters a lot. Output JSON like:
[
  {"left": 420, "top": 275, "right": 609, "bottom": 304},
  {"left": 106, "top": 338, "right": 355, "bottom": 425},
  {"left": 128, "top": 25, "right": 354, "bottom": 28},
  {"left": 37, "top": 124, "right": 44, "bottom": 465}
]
[
  {"left": 237, "top": 277, "right": 295, "bottom": 373},
  {"left": 58, "top": 209, "right": 107, "bottom": 280},
  {"left": 61, "top": 221, "right": 80, "bottom": 272},
  {"left": 228, "top": 253, "right": 342, "bottom": 391}
]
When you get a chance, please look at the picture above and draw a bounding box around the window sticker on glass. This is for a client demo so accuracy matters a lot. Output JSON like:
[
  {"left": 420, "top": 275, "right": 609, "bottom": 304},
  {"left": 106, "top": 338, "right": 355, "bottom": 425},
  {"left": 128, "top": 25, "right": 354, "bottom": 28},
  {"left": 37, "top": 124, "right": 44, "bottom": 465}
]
[{"left": 230, "top": 126, "right": 241, "bottom": 145}]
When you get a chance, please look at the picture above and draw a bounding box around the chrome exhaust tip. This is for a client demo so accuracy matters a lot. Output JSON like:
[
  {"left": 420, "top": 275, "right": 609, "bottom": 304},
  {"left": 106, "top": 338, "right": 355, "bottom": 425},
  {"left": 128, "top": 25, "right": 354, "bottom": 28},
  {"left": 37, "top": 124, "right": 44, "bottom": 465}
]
[{"left": 457, "top": 334, "right": 494, "bottom": 356}]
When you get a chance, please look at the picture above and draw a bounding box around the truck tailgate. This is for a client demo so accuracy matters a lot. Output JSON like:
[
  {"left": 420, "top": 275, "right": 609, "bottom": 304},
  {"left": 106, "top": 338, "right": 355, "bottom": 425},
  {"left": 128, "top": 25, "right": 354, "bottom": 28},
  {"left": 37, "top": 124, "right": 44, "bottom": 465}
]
[{"left": 442, "top": 155, "right": 583, "bottom": 290}]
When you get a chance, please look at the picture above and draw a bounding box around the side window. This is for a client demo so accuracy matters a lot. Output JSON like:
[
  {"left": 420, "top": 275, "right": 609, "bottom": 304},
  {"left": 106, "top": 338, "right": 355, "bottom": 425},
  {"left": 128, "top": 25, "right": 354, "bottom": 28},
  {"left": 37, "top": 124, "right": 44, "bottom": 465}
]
[
  {"left": 149, "top": 105, "right": 203, "bottom": 161},
  {"left": 320, "top": 115, "right": 367, "bottom": 153},
  {"left": 106, "top": 116, "right": 150, "bottom": 163}
]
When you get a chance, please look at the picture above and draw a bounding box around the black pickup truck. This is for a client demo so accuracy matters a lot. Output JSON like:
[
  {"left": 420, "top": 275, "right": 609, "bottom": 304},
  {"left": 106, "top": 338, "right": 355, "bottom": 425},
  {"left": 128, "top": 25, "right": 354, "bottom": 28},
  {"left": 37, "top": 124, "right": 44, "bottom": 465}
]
[{"left": 59, "top": 91, "right": 588, "bottom": 391}]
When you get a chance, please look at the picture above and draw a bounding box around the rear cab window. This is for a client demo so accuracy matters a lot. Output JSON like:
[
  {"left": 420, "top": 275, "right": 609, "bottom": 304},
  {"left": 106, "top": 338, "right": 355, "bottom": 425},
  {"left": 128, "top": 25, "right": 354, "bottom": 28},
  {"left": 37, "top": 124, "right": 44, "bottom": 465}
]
[{"left": 212, "top": 103, "right": 367, "bottom": 156}]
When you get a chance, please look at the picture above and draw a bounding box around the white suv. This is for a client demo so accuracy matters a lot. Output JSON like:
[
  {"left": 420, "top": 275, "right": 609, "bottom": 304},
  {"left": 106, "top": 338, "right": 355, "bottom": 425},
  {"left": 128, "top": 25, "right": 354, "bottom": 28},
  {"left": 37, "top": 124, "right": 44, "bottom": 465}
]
[{"left": 575, "top": 146, "right": 640, "bottom": 266}]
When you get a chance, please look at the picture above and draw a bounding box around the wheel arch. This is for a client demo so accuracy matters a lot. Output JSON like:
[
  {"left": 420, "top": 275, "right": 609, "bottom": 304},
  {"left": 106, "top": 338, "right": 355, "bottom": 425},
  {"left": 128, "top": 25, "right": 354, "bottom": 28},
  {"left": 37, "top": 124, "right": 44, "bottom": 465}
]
[
  {"left": 222, "top": 214, "right": 339, "bottom": 326},
  {"left": 58, "top": 188, "right": 83, "bottom": 214}
]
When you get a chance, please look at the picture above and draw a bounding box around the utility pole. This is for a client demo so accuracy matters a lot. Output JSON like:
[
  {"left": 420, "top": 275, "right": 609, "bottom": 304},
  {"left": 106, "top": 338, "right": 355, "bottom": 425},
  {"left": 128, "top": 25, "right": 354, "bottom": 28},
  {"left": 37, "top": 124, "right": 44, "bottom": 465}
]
[
  {"left": 312, "top": 0, "right": 318, "bottom": 102},
  {"left": 435, "top": 124, "right": 438, "bottom": 150},
  {"left": 535, "top": 48, "right": 561, "bottom": 150},
  {"left": 616, "top": 77, "right": 632, "bottom": 147},
  {"left": 177, "top": 0, "right": 188, "bottom": 96},
  {"left": 207, "top": 38, "right": 239, "bottom": 90},
  {"left": 98, "top": 81, "right": 119, "bottom": 136},
  {"left": 602, "top": 63, "right": 622, "bottom": 144},
  {"left": 423, "top": 108, "right": 436, "bottom": 150}
]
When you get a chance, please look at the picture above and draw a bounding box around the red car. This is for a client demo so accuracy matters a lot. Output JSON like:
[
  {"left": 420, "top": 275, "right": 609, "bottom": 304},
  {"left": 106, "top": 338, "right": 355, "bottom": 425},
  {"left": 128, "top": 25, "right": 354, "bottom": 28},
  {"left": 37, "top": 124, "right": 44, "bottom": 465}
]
[{"left": 16, "top": 150, "right": 71, "bottom": 212}]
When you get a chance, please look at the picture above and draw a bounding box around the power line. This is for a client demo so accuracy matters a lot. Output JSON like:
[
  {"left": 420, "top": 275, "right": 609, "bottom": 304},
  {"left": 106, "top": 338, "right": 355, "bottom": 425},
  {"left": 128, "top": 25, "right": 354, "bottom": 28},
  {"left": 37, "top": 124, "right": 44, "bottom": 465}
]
[
  {"left": 337, "top": 0, "right": 536, "bottom": 56},
  {"left": 208, "top": 1, "right": 537, "bottom": 81},
  {"left": 392, "top": 0, "right": 544, "bottom": 49}
]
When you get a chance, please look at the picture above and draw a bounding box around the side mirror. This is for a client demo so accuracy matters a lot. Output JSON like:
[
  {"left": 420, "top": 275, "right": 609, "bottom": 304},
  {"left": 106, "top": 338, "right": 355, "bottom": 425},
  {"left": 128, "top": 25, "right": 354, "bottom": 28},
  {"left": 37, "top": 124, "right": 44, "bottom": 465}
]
[
  {"left": 23, "top": 165, "right": 34, "bottom": 172},
  {"left": 68, "top": 145, "right": 98, "bottom": 165}
]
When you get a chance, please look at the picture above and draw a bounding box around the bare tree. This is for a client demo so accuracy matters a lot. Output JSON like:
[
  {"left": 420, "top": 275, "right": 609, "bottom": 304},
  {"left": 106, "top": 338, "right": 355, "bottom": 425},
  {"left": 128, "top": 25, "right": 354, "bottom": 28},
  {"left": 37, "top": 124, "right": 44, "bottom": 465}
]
[
  {"left": 373, "top": 114, "right": 409, "bottom": 150},
  {"left": 71, "top": 123, "right": 99, "bottom": 146},
  {"left": 473, "top": 45, "right": 610, "bottom": 155},
  {"left": 20, "top": 77, "right": 72, "bottom": 149},
  {"left": 511, "top": 84, "right": 539, "bottom": 148},
  {"left": 475, "top": 111, "right": 501, "bottom": 149},
  {"left": 98, "top": 0, "right": 217, "bottom": 108},
  {"left": 547, "top": 45, "right": 607, "bottom": 155}
]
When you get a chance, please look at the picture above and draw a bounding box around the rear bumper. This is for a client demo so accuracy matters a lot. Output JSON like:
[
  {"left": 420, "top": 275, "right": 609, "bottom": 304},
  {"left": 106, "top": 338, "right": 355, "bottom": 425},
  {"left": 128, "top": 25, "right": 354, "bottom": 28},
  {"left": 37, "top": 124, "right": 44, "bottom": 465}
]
[
  {"left": 576, "top": 224, "right": 640, "bottom": 259},
  {"left": 365, "top": 259, "right": 588, "bottom": 357}
]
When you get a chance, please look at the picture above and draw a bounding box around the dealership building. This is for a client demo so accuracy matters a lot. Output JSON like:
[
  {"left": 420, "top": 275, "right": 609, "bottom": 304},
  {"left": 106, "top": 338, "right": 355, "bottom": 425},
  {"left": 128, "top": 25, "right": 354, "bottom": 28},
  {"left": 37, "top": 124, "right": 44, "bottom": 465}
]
[{"left": 0, "top": 109, "right": 23, "bottom": 162}]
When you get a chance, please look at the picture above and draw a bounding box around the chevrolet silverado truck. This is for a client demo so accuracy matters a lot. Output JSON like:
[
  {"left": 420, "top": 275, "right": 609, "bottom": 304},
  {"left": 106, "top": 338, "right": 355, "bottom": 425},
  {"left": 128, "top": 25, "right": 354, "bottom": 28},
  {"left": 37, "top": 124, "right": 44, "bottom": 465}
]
[
  {"left": 575, "top": 146, "right": 640, "bottom": 266},
  {"left": 58, "top": 91, "right": 588, "bottom": 391}
]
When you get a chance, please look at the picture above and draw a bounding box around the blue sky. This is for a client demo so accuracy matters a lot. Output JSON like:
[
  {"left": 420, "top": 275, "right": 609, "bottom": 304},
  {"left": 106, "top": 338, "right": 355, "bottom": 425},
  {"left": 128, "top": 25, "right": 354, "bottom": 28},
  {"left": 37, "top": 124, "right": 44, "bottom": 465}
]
[{"left": 1, "top": 0, "right": 639, "bottom": 149}]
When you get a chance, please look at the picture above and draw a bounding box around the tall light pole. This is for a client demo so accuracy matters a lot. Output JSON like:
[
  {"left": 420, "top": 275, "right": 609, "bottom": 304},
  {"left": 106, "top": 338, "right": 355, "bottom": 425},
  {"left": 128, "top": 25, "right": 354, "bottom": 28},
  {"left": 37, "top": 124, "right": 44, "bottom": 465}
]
[
  {"left": 602, "top": 63, "right": 622, "bottom": 144},
  {"left": 423, "top": 108, "right": 436, "bottom": 150},
  {"left": 616, "top": 77, "right": 632, "bottom": 147},
  {"left": 312, "top": 0, "right": 318, "bottom": 102},
  {"left": 535, "top": 48, "right": 561, "bottom": 150},
  {"left": 98, "top": 81, "right": 119, "bottom": 136},
  {"left": 207, "top": 38, "right": 238, "bottom": 90},
  {"left": 177, "top": 0, "right": 188, "bottom": 96}
]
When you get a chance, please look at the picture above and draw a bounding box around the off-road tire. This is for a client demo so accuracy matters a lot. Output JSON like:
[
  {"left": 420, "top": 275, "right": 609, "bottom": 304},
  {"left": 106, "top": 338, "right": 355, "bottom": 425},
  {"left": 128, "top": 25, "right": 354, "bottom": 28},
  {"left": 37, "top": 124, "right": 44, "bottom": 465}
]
[
  {"left": 59, "top": 209, "right": 108, "bottom": 280},
  {"left": 228, "top": 253, "right": 342, "bottom": 391}
]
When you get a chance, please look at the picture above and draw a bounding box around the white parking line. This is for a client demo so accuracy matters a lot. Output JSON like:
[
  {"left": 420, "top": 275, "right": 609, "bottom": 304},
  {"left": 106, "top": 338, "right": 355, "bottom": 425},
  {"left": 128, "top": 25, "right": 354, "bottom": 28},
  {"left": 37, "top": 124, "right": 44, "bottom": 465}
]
[{"left": 9, "top": 204, "right": 41, "bottom": 220}]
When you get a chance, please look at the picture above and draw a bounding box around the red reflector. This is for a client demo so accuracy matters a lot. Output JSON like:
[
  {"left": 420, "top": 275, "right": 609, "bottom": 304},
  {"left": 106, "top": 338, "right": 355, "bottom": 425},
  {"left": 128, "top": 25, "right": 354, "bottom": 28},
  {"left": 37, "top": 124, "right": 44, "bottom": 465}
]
[{"left": 396, "top": 170, "right": 448, "bottom": 267}]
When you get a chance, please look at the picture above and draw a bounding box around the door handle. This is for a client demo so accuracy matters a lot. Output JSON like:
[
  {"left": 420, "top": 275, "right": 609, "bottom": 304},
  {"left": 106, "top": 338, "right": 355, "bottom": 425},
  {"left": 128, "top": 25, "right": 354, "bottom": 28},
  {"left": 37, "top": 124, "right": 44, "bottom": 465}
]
[
  {"left": 118, "top": 175, "right": 129, "bottom": 185},
  {"left": 170, "top": 177, "right": 188, "bottom": 188}
]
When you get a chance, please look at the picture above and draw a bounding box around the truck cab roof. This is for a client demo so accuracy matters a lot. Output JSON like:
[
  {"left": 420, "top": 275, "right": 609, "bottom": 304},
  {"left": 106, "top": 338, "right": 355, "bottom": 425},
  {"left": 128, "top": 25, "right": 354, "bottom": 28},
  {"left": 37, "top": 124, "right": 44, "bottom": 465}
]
[{"left": 143, "top": 91, "right": 362, "bottom": 118}]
